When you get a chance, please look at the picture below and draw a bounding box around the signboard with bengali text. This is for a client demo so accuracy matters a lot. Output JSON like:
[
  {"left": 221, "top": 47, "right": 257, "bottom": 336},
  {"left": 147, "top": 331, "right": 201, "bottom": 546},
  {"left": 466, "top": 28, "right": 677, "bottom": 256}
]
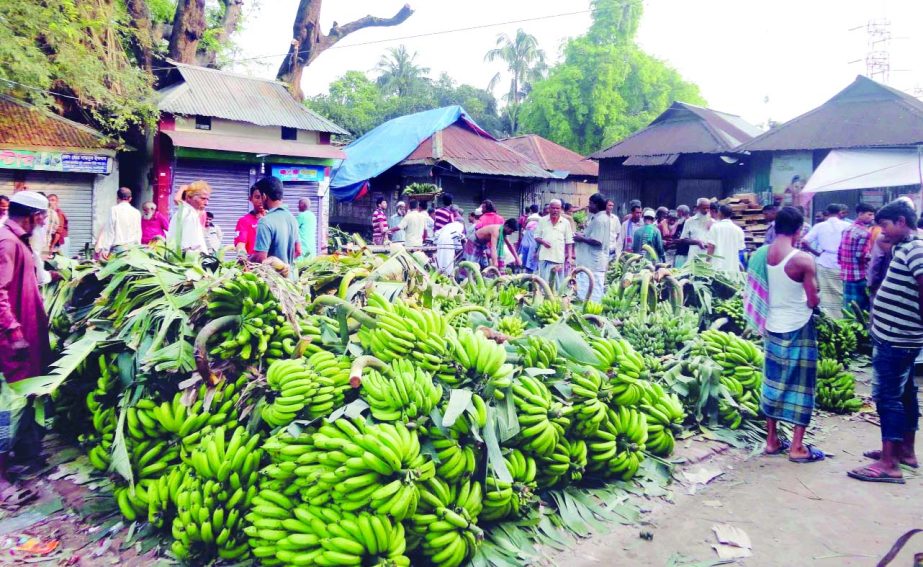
[
  {"left": 271, "top": 165, "right": 326, "bottom": 183},
  {"left": 0, "top": 149, "right": 112, "bottom": 174}
]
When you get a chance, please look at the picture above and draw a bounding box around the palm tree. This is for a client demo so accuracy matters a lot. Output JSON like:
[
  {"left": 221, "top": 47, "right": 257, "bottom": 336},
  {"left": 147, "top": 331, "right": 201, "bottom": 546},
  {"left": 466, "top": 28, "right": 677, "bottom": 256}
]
[
  {"left": 485, "top": 29, "right": 546, "bottom": 133},
  {"left": 376, "top": 45, "right": 431, "bottom": 97}
]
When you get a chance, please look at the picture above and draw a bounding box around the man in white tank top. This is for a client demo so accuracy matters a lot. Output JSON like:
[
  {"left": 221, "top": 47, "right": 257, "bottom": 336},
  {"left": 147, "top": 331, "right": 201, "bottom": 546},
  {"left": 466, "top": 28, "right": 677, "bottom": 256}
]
[{"left": 762, "top": 207, "right": 824, "bottom": 462}]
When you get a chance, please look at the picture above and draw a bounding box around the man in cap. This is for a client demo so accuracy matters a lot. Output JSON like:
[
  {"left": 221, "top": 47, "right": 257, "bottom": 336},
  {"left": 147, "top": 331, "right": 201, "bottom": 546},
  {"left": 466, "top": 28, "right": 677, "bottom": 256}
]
[
  {"left": 97, "top": 187, "right": 142, "bottom": 259},
  {"left": 167, "top": 181, "right": 211, "bottom": 253},
  {"left": 631, "top": 208, "right": 664, "bottom": 262},
  {"left": 0, "top": 191, "right": 52, "bottom": 488},
  {"left": 677, "top": 197, "right": 714, "bottom": 264},
  {"left": 573, "top": 193, "right": 611, "bottom": 302},
  {"left": 388, "top": 201, "right": 407, "bottom": 244}
]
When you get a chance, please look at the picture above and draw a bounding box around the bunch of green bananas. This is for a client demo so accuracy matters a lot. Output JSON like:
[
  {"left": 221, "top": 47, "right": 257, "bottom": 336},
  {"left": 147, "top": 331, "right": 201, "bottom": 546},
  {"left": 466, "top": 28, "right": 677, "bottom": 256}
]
[
  {"left": 589, "top": 337, "right": 648, "bottom": 406},
  {"left": 568, "top": 366, "right": 614, "bottom": 436},
  {"left": 516, "top": 335, "right": 559, "bottom": 369},
  {"left": 496, "top": 315, "right": 526, "bottom": 338},
  {"left": 297, "top": 419, "right": 436, "bottom": 521},
  {"left": 246, "top": 504, "right": 411, "bottom": 567},
  {"left": 482, "top": 449, "right": 537, "bottom": 521},
  {"left": 358, "top": 359, "right": 443, "bottom": 422},
  {"left": 114, "top": 465, "right": 185, "bottom": 527},
  {"left": 411, "top": 478, "right": 484, "bottom": 567},
  {"left": 696, "top": 330, "right": 762, "bottom": 422},
  {"left": 512, "top": 375, "right": 572, "bottom": 457},
  {"left": 261, "top": 352, "right": 351, "bottom": 428},
  {"left": 208, "top": 271, "right": 285, "bottom": 361},
  {"left": 172, "top": 425, "right": 263, "bottom": 562},
  {"left": 586, "top": 406, "right": 647, "bottom": 480},
  {"left": 718, "top": 399, "right": 743, "bottom": 429},
  {"left": 496, "top": 285, "right": 522, "bottom": 311},
  {"left": 445, "top": 328, "right": 514, "bottom": 393},
  {"left": 265, "top": 315, "right": 334, "bottom": 364},
  {"left": 583, "top": 300, "right": 604, "bottom": 315},
  {"left": 620, "top": 304, "right": 699, "bottom": 357},
  {"left": 601, "top": 277, "right": 639, "bottom": 318},
  {"left": 439, "top": 393, "right": 488, "bottom": 439},
  {"left": 816, "top": 315, "right": 858, "bottom": 364},
  {"left": 207, "top": 271, "right": 274, "bottom": 316},
  {"left": 534, "top": 298, "right": 563, "bottom": 324},
  {"left": 358, "top": 294, "right": 453, "bottom": 375},
  {"left": 82, "top": 353, "right": 119, "bottom": 471},
  {"left": 714, "top": 296, "right": 746, "bottom": 334},
  {"left": 640, "top": 382, "right": 685, "bottom": 456},
  {"left": 535, "top": 437, "right": 587, "bottom": 488},
  {"left": 430, "top": 431, "right": 478, "bottom": 482},
  {"left": 816, "top": 359, "right": 863, "bottom": 413}
]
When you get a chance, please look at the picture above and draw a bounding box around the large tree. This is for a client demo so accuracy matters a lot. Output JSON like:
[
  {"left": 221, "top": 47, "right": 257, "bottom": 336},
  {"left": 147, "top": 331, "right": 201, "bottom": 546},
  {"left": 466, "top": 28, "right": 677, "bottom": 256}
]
[
  {"left": 484, "top": 28, "right": 546, "bottom": 134},
  {"left": 376, "top": 45, "right": 431, "bottom": 98},
  {"left": 519, "top": 0, "right": 704, "bottom": 155}
]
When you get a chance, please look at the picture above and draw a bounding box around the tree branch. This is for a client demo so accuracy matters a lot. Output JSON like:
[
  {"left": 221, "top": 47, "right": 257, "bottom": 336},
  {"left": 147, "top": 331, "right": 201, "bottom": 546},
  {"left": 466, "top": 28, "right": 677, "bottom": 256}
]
[
  {"left": 125, "top": 0, "right": 154, "bottom": 71},
  {"left": 199, "top": 0, "right": 245, "bottom": 67},
  {"left": 168, "top": 0, "right": 207, "bottom": 64},
  {"left": 319, "top": 4, "right": 414, "bottom": 51}
]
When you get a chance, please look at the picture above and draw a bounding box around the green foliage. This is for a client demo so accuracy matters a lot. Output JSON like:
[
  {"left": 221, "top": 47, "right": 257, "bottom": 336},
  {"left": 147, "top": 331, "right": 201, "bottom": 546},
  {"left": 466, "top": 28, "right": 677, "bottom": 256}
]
[
  {"left": 519, "top": 0, "right": 704, "bottom": 154},
  {"left": 148, "top": 0, "right": 177, "bottom": 23},
  {"left": 485, "top": 28, "right": 547, "bottom": 134}
]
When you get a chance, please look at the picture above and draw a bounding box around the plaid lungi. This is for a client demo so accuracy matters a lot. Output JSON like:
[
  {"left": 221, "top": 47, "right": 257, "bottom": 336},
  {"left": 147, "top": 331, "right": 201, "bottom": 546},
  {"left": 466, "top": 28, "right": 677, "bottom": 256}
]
[
  {"left": 842, "top": 279, "right": 869, "bottom": 312},
  {"left": 761, "top": 318, "right": 818, "bottom": 426}
]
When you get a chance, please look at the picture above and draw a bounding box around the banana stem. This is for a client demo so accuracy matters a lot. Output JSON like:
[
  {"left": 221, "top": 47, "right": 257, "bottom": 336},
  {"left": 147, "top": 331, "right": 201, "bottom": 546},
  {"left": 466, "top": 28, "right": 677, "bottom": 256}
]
[
  {"left": 482, "top": 265, "right": 501, "bottom": 279},
  {"left": 504, "top": 273, "right": 555, "bottom": 301},
  {"left": 310, "top": 295, "right": 378, "bottom": 328},
  {"left": 457, "top": 261, "right": 485, "bottom": 290},
  {"left": 570, "top": 266, "right": 594, "bottom": 302},
  {"left": 583, "top": 314, "right": 606, "bottom": 327},
  {"left": 337, "top": 267, "right": 370, "bottom": 299},
  {"left": 194, "top": 315, "right": 241, "bottom": 384},
  {"left": 349, "top": 355, "right": 389, "bottom": 387},
  {"left": 446, "top": 305, "right": 491, "bottom": 323}
]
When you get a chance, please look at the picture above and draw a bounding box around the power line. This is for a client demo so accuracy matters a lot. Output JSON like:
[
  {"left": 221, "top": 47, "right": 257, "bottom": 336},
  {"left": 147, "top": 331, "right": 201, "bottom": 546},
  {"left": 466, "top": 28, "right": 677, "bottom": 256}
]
[{"left": 0, "top": 77, "right": 81, "bottom": 101}]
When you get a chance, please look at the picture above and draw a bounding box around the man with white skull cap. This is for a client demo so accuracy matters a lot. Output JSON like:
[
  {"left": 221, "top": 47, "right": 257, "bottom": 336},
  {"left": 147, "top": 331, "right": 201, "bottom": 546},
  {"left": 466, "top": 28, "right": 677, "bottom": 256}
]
[{"left": 0, "top": 191, "right": 52, "bottom": 489}]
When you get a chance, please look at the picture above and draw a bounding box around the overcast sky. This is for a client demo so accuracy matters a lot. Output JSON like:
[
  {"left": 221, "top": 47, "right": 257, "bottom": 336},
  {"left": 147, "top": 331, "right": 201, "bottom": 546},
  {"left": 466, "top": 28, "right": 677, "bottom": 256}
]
[{"left": 232, "top": 0, "right": 923, "bottom": 129}]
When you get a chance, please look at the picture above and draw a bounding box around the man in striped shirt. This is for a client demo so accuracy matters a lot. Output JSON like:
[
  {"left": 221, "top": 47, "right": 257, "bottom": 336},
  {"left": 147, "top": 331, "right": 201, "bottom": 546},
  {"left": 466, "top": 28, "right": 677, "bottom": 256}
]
[
  {"left": 837, "top": 202, "right": 876, "bottom": 311},
  {"left": 849, "top": 199, "right": 923, "bottom": 484},
  {"left": 371, "top": 198, "right": 388, "bottom": 245},
  {"left": 433, "top": 193, "right": 454, "bottom": 233}
]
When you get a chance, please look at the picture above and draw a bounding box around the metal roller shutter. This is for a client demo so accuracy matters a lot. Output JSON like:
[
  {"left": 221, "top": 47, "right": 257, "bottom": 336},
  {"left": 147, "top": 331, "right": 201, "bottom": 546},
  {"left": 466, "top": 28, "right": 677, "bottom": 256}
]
[
  {"left": 280, "top": 182, "right": 323, "bottom": 257},
  {"left": 0, "top": 170, "right": 95, "bottom": 254},
  {"left": 173, "top": 160, "right": 254, "bottom": 247}
]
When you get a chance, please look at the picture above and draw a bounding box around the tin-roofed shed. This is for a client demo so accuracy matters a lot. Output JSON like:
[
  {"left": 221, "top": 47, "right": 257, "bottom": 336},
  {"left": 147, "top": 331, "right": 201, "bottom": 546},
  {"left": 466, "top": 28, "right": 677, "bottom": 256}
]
[{"left": 503, "top": 134, "right": 599, "bottom": 209}]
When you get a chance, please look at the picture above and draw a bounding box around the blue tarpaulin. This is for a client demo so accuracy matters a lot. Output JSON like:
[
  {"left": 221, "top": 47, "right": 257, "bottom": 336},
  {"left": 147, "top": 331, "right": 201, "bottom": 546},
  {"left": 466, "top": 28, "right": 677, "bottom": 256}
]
[{"left": 330, "top": 105, "right": 489, "bottom": 202}]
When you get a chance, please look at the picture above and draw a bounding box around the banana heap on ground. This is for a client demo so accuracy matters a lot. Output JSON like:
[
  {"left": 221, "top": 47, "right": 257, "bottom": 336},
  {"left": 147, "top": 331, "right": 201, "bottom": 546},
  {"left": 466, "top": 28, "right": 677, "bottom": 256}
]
[
  {"left": 620, "top": 304, "right": 699, "bottom": 357},
  {"left": 816, "top": 315, "right": 859, "bottom": 364},
  {"left": 695, "top": 329, "right": 763, "bottom": 429},
  {"left": 261, "top": 353, "right": 352, "bottom": 428},
  {"left": 410, "top": 478, "right": 484, "bottom": 567},
  {"left": 816, "top": 359, "right": 863, "bottom": 413},
  {"left": 534, "top": 298, "right": 563, "bottom": 324},
  {"left": 208, "top": 271, "right": 285, "bottom": 361}
]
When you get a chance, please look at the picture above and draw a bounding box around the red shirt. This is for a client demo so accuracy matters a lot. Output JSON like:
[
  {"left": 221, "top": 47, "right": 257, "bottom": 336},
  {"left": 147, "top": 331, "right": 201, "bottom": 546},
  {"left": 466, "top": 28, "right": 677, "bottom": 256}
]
[
  {"left": 0, "top": 220, "right": 50, "bottom": 383},
  {"left": 141, "top": 211, "right": 169, "bottom": 244},
  {"left": 475, "top": 212, "right": 504, "bottom": 230},
  {"left": 234, "top": 212, "right": 261, "bottom": 254}
]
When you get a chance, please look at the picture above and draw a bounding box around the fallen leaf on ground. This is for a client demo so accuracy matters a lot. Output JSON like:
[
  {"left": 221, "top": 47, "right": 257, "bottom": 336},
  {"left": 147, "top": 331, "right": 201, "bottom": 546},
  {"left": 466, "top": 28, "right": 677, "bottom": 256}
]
[
  {"left": 14, "top": 538, "right": 59, "bottom": 555},
  {"left": 703, "top": 500, "right": 722, "bottom": 508},
  {"left": 712, "top": 543, "right": 752, "bottom": 560},
  {"left": 712, "top": 523, "right": 752, "bottom": 549},
  {"left": 682, "top": 468, "right": 724, "bottom": 486}
]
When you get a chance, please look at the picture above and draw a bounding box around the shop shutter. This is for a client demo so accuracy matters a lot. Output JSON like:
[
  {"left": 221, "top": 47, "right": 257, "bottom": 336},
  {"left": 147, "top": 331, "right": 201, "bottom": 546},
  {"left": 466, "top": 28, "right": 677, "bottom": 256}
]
[
  {"left": 173, "top": 160, "right": 254, "bottom": 247},
  {"left": 280, "top": 182, "right": 323, "bottom": 257},
  {"left": 0, "top": 170, "right": 95, "bottom": 255}
]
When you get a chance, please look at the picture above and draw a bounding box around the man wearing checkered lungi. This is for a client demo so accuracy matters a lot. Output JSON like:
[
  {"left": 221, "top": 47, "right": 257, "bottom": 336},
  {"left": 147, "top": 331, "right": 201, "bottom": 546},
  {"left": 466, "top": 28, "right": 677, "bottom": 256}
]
[{"left": 761, "top": 207, "right": 825, "bottom": 463}]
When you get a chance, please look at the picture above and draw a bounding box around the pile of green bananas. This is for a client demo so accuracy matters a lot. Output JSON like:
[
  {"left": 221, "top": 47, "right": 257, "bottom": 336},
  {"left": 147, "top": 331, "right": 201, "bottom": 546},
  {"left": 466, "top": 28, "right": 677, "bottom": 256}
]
[
  {"left": 589, "top": 337, "right": 647, "bottom": 406},
  {"left": 208, "top": 272, "right": 286, "bottom": 361},
  {"left": 81, "top": 353, "right": 119, "bottom": 471},
  {"left": 714, "top": 296, "right": 746, "bottom": 334},
  {"left": 411, "top": 478, "right": 484, "bottom": 567},
  {"left": 445, "top": 328, "right": 514, "bottom": 393},
  {"left": 620, "top": 304, "right": 698, "bottom": 357},
  {"left": 358, "top": 358, "right": 443, "bottom": 422},
  {"left": 534, "top": 298, "right": 563, "bottom": 324},
  {"left": 512, "top": 375, "right": 572, "bottom": 457},
  {"left": 172, "top": 425, "right": 264, "bottom": 562},
  {"left": 516, "top": 335, "right": 559, "bottom": 370},
  {"left": 358, "top": 294, "right": 452, "bottom": 375},
  {"left": 696, "top": 329, "right": 762, "bottom": 425},
  {"left": 640, "top": 382, "right": 685, "bottom": 456},
  {"left": 482, "top": 449, "right": 537, "bottom": 521},
  {"left": 568, "top": 366, "right": 614, "bottom": 436},
  {"left": 586, "top": 406, "right": 647, "bottom": 480},
  {"left": 816, "top": 359, "right": 863, "bottom": 413},
  {"left": 261, "top": 352, "right": 351, "bottom": 428},
  {"left": 583, "top": 300, "right": 604, "bottom": 315},
  {"left": 496, "top": 315, "right": 525, "bottom": 338},
  {"left": 536, "top": 437, "right": 587, "bottom": 488},
  {"left": 430, "top": 431, "right": 478, "bottom": 482},
  {"left": 816, "top": 314, "right": 858, "bottom": 364}
]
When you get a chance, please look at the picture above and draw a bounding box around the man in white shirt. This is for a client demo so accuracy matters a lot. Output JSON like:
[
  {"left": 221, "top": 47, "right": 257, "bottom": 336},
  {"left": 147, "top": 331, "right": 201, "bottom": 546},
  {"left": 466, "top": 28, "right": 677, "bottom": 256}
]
[
  {"left": 802, "top": 203, "right": 851, "bottom": 319},
  {"left": 434, "top": 210, "right": 466, "bottom": 276},
  {"left": 620, "top": 201, "right": 643, "bottom": 254},
  {"left": 574, "top": 194, "right": 611, "bottom": 302},
  {"left": 97, "top": 187, "right": 142, "bottom": 259},
  {"left": 677, "top": 198, "right": 713, "bottom": 265},
  {"left": 534, "top": 199, "right": 574, "bottom": 290},
  {"left": 706, "top": 204, "right": 746, "bottom": 274},
  {"left": 167, "top": 181, "right": 211, "bottom": 253},
  {"left": 606, "top": 199, "right": 622, "bottom": 260},
  {"left": 398, "top": 200, "right": 428, "bottom": 247}
]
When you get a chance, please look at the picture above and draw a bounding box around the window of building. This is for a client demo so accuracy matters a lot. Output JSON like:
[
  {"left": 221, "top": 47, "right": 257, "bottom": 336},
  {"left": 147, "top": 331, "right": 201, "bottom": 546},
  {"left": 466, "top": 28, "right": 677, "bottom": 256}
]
[
  {"left": 195, "top": 115, "right": 212, "bottom": 130},
  {"left": 281, "top": 127, "right": 297, "bottom": 141}
]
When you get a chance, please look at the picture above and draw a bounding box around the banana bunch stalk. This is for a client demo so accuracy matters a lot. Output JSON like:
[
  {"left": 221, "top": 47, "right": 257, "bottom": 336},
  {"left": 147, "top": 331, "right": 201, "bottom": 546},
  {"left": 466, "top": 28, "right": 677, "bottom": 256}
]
[
  {"left": 586, "top": 406, "right": 647, "bottom": 480},
  {"left": 816, "top": 359, "right": 863, "bottom": 413},
  {"left": 481, "top": 449, "right": 537, "bottom": 521},
  {"left": 261, "top": 352, "right": 352, "bottom": 428},
  {"left": 358, "top": 294, "right": 454, "bottom": 375},
  {"left": 173, "top": 425, "right": 263, "bottom": 562},
  {"left": 568, "top": 366, "right": 614, "bottom": 436},
  {"left": 445, "top": 328, "right": 515, "bottom": 395},
  {"left": 512, "top": 376, "right": 572, "bottom": 457},
  {"left": 411, "top": 478, "right": 484, "bottom": 567},
  {"left": 589, "top": 337, "right": 648, "bottom": 406},
  {"left": 357, "top": 358, "right": 443, "bottom": 423},
  {"left": 496, "top": 316, "right": 526, "bottom": 338},
  {"left": 640, "top": 383, "right": 685, "bottom": 456},
  {"left": 534, "top": 298, "right": 563, "bottom": 325},
  {"left": 516, "top": 335, "right": 559, "bottom": 370}
]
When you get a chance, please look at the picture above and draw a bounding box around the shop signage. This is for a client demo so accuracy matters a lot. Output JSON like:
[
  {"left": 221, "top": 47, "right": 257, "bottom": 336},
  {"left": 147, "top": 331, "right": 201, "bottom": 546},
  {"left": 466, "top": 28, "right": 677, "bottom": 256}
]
[
  {"left": 0, "top": 149, "right": 112, "bottom": 174},
  {"left": 272, "top": 165, "right": 325, "bottom": 183}
]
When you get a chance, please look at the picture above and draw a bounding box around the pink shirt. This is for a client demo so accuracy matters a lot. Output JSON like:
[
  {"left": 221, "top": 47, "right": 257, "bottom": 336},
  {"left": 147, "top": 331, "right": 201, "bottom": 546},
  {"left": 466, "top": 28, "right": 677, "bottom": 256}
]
[
  {"left": 475, "top": 212, "right": 504, "bottom": 230},
  {"left": 141, "top": 211, "right": 170, "bottom": 244}
]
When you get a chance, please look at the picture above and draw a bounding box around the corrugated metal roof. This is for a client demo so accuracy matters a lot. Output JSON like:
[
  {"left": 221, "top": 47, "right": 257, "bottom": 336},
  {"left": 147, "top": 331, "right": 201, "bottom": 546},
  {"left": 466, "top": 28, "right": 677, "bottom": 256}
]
[
  {"left": 737, "top": 76, "right": 923, "bottom": 152},
  {"left": 622, "top": 154, "right": 679, "bottom": 166},
  {"left": 164, "top": 130, "right": 346, "bottom": 160},
  {"left": 404, "top": 123, "right": 551, "bottom": 178},
  {"left": 0, "top": 95, "right": 115, "bottom": 150},
  {"left": 591, "top": 102, "right": 761, "bottom": 159},
  {"left": 157, "top": 62, "right": 348, "bottom": 135},
  {"left": 502, "top": 134, "right": 599, "bottom": 177}
]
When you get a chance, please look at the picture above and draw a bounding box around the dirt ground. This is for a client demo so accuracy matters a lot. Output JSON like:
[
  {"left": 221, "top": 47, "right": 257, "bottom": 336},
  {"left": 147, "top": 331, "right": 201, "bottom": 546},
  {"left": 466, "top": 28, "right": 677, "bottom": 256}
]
[{"left": 555, "top": 372, "right": 923, "bottom": 567}]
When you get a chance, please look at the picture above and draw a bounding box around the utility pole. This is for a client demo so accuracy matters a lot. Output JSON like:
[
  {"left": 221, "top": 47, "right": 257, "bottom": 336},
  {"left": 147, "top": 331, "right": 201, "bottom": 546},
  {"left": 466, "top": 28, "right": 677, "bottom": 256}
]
[{"left": 848, "top": 19, "right": 891, "bottom": 84}]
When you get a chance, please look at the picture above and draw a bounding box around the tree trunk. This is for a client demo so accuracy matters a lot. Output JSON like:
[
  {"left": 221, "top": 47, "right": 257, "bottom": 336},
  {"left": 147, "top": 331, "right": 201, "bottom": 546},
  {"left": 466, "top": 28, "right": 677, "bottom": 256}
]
[
  {"left": 168, "top": 0, "right": 207, "bottom": 64},
  {"left": 199, "top": 0, "right": 245, "bottom": 68},
  {"left": 276, "top": 0, "right": 414, "bottom": 99},
  {"left": 125, "top": 0, "right": 154, "bottom": 71}
]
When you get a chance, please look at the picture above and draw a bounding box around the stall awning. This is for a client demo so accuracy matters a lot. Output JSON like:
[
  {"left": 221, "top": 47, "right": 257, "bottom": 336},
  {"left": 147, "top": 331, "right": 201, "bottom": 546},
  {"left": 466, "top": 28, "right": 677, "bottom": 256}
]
[
  {"left": 804, "top": 148, "right": 923, "bottom": 193},
  {"left": 163, "top": 130, "right": 346, "bottom": 160}
]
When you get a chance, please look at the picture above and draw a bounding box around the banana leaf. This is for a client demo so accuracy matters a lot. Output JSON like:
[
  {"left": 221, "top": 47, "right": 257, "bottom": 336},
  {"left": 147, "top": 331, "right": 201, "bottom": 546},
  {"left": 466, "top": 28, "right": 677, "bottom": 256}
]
[
  {"left": 531, "top": 321, "right": 599, "bottom": 366},
  {"left": 9, "top": 329, "right": 110, "bottom": 397}
]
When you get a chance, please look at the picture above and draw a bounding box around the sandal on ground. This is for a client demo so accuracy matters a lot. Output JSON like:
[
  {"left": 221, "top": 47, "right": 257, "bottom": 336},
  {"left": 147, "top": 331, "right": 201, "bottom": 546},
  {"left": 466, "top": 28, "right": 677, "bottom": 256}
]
[
  {"left": 788, "top": 444, "right": 825, "bottom": 463},
  {"left": 847, "top": 466, "right": 905, "bottom": 484},
  {"left": 0, "top": 485, "right": 38, "bottom": 509},
  {"left": 764, "top": 439, "right": 791, "bottom": 456},
  {"left": 863, "top": 450, "right": 919, "bottom": 469}
]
